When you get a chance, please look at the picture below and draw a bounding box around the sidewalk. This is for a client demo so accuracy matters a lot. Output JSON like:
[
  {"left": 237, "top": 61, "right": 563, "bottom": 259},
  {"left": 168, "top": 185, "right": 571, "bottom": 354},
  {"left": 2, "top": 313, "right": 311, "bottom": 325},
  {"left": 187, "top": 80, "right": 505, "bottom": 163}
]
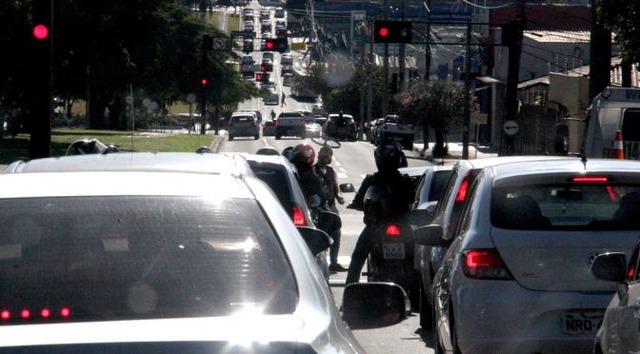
[{"left": 413, "top": 142, "right": 499, "bottom": 165}]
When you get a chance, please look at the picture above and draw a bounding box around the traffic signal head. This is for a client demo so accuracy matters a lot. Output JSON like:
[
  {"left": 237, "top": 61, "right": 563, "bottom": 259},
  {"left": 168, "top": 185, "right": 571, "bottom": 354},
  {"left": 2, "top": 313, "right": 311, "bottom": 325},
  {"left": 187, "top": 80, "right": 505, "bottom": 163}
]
[
  {"left": 276, "top": 37, "right": 288, "bottom": 53},
  {"left": 263, "top": 38, "right": 275, "bottom": 51},
  {"left": 32, "top": 24, "right": 49, "bottom": 40},
  {"left": 374, "top": 20, "right": 412, "bottom": 44}
]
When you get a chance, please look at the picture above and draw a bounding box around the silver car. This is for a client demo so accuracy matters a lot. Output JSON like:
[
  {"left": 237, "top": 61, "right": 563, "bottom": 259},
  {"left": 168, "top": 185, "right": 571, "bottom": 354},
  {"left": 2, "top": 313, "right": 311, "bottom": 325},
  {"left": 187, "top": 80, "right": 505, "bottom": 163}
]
[
  {"left": 228, "top": 112, "right": 260, "bottom": 140},
  {"left": 417, "top": 157, "right": 640, "bottom": 354},
  {"left": 0, "top": 153, "right": 406, "bottom": 352},
  {"left": 591, "top": 237, "right": 640, "bottom": 354}
]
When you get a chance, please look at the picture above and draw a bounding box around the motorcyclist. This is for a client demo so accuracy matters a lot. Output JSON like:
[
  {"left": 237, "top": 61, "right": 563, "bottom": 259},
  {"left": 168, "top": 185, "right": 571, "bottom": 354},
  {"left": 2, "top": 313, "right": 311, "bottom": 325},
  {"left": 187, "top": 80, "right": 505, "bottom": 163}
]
[
  {"left": 345, "top": 139, "right": 415, "bottom": 285},
  {"left": 315, "top": 146, "right": 346, "bottom": 273},
  {"left": 288, "top": 143, "right": 328, "bottom": 209}
]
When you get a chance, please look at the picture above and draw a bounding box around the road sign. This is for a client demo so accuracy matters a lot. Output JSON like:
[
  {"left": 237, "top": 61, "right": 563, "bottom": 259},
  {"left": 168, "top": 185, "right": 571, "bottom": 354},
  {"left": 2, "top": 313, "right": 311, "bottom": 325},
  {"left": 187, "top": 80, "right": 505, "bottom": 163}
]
[
  {"left": 231, "top": 30, "right": 256, "bottom": 38},
  {"left": 213, "top": 38, "right": 228, "bottom": 51},
  {"left": 429, "top": 12, "right": 471, "bottom": 23},
  {"left": 503, "top": 120, "right": 519, "bottom": 136}
]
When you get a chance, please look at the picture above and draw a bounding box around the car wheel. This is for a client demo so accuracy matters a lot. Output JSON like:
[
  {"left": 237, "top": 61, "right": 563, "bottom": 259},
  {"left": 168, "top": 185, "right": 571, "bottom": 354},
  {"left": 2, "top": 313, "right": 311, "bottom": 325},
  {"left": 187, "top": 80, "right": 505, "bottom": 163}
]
[
  {"left": 419, "top": 284, "right": 433, "bottom": 331},
  {"left": 228, "top": 135, "right": 234, "bottom": 141}
]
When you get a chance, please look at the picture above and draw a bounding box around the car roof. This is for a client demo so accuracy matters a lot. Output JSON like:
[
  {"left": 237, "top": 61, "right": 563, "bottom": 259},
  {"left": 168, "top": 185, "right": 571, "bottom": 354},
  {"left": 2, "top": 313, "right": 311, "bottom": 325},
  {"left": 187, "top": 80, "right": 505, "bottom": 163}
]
[
  {"left": 399, "top": 164, "right": 454, "bottom": 177},
  {"left": 3, "top": 152, "right": 255, "bottom": 177},
  {"left": 453, "top": 155, "right": 571, "bottom": 172},
  {"left": 0, "top": 170, "right": 254, "bottom": 199},
  {"left": 488, "top": 157, "right": 640, "bottom": 178}
]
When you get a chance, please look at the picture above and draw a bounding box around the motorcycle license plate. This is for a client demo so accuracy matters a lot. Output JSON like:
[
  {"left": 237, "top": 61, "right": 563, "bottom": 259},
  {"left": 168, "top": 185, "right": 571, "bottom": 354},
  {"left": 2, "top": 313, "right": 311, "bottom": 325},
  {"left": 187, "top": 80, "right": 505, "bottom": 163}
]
[{"left": 383, "top": 243, "right": 405, "bottom": 259}]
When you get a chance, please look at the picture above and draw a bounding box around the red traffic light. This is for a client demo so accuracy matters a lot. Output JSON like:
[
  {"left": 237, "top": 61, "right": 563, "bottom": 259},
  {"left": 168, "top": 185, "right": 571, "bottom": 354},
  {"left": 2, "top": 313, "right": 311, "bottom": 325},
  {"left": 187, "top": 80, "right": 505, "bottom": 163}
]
[
  {"left": 32, "top": 24, "right": 49, "bottom": 40},
  {"left": 378, "top": 27, "right": 389, "bottom": 37},
  {"left": 201, "top": 78, "right": 208, "bottom": 85},
  {"left": 256, "top": 73, "right": 263, "bottom": 81},
  {"left": 264, "top": 39, "right": 275, "bottom": 51},
  {"left": 260, "top": 65, "right": 266, "bottom": 72}
]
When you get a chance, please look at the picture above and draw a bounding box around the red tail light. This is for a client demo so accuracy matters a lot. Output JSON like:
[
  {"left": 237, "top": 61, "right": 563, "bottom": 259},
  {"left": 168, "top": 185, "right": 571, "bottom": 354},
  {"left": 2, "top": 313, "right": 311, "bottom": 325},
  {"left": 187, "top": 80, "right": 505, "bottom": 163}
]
[
  {"left": 292, "top": 205, "right": 307, "bottom": 226},
  {"left": 385, "top": 223, "right": 401, "bottom": 237},
  {"left": 462, "top": 249, "right": 513, "bottom": 280},
  {"left": 1, "top": 306, "right": 71, "bottom": 322},
  {"left": 455, "top": 177, "right": 470, "bottom": 202},
  {"left": 572, "top": 176, "right": 609, "bottom": 183}
]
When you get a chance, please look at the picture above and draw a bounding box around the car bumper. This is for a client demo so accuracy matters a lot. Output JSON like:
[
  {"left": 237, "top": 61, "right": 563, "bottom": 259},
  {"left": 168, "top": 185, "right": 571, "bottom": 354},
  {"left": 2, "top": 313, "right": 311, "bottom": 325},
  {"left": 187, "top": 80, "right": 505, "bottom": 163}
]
[{"left": 448, "top": 276, "right": 612, "bottom": 354}]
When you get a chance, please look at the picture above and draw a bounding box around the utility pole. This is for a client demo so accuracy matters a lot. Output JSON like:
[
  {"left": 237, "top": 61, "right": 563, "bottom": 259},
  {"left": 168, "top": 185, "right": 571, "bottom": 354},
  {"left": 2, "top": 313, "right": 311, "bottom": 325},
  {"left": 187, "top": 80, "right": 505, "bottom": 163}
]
[
  {"left": 588, "top": 0, "right": 610, "bottom": 100},
  {"left": 502, "top": 0, "right": 525, "bottom": 155},
  {"left": 398, "top": 0, "right": 406, "bottom": 93},
  {"left": 424, "top": 0, "right": 431, "bottom": 81},
  {"left": 462, "top": 21, "right": 472, "bottom": 159}
]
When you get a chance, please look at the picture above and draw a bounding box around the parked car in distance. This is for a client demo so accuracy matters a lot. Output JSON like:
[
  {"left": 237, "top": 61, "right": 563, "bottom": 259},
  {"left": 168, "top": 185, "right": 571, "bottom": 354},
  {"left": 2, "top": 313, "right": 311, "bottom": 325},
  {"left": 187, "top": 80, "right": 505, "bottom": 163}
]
[
  {"left": 282, "top": 72, "right": 293, "bottom": 86},
  {"left": 417, "top": 157, "right": 640, "bottom": 354},
  {"left": 228, "top": 111, "right": 260, "bottom": 140},
  {"left": 591, "top": 237, "right": 640, "bottom": 354},
  {"left": 275, "top": 111, "right": 306, "bottom": 140},
  {"left": 0, "top": 153, "right": 405, "bottom": 352},
  {"left": 274, "top": 7, "right": 285, "bottom": 18}
]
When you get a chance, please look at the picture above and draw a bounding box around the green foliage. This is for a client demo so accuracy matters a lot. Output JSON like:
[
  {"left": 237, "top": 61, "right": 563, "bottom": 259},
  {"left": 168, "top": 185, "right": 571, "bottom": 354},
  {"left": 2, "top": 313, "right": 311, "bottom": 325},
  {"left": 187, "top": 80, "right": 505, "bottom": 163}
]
[
  {"left": 0, "top": 0, "right": 258, "bottom": 131},
  {"left": 595, "top": 0, "right": 640, "bottom": 64},
  {"left": 395, "top": 80, "right": 465, "bottom": 130}
]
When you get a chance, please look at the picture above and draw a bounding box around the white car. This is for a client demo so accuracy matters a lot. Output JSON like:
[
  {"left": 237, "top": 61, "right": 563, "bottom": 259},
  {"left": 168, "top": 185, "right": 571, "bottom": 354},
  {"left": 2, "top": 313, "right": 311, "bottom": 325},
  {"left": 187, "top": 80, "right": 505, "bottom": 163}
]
[
  {"left": 417, "top": 157, "right": 640, "bottom": 354},
  {"left": 0, "top": 152, "right": 407, "bottom": 351}
]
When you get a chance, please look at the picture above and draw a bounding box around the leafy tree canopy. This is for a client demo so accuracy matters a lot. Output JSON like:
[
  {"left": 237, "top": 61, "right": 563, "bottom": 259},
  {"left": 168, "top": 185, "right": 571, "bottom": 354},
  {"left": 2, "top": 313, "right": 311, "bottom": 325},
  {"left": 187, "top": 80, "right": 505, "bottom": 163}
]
[{"left": 595, "top": 0, "right": 640, "bottom": 64}]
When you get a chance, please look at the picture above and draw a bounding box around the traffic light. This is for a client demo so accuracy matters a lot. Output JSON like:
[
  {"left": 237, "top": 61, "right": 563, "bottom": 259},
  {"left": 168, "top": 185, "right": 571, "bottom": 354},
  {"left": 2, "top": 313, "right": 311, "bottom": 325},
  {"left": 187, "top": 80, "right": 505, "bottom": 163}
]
[
  {"left": 201, "top": 78, "right": 208, "bottom": 86},
  {"left": 31, "top": 0, "right": 51, "bottom": 41},
  {"left": 255, "top": 72, "right": 264, "bottom": 82},
  {"left": 263, "top": 38, "right": 275, "bottom": 51},
  {"left": 276, "top": 37, "right": 288, "bottom": 53},
  {"left": 373, "top": 20, "right": 412, "bottom": 44}
]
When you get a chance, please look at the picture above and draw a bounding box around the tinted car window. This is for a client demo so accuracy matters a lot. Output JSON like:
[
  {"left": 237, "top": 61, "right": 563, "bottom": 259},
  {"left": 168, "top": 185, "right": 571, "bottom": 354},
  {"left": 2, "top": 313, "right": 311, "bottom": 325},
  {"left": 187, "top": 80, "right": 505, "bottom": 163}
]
[
  {"left": 232, "top": 115, "right": 254, "bottom": 123},
  {"left": 249, "top": 165, "right": 292, "bottom": 209},
  {"left": 428, "top": 170, "right": 454, "bottom": 202},
  {"left": 0, "top": 196, "right": 297, "bottom": 324},
  {"left": 491, "top": 182, "right": 640, "bottom": 230}
]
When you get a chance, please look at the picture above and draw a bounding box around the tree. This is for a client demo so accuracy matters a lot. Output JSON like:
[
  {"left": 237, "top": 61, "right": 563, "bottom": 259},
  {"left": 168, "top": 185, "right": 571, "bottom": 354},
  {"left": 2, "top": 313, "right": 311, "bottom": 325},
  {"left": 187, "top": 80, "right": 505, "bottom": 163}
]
[
  {"left": 395, "top": 81, "right": 465, "bottom": 157},
  {"left": 0, "top": 0, "right": 259, "bottom": 134},
  {"left": 595, "top": 0, "right": 640, "bottom": 64}
]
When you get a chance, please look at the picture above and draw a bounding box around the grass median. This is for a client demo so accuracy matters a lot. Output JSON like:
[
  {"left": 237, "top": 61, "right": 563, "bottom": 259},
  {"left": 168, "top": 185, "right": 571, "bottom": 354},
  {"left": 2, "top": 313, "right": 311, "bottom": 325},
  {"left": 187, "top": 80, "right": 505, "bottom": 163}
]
[{"left": 0, "top": 128, "right": 218, "bottom": 165}]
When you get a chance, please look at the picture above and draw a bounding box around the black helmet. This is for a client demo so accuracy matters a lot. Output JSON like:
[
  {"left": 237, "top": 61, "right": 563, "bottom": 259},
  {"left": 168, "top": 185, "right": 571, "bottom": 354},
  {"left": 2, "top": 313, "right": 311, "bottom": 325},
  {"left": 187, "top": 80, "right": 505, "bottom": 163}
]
[
  {"left": 374, "top": 139, "right": 404, "bottom": 172},
  {"left": 195, "top": 146, "right": 213, "bottom": 153}
]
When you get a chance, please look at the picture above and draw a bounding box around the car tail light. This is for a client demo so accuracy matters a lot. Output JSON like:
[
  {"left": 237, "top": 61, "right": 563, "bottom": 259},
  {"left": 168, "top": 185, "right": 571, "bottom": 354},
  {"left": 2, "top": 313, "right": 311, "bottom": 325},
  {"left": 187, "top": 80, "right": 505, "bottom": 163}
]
[
  {"left": 385, "top": 223, "right": 401, "bottom": 237},
  {"left": 455, "top": 176, "right": 470, "bottom": 202},
  {"left": 1, "top": 306, "right": 72, "bottom": 322},
  {"left": 572, "top": 176, "right": 609, "bottom": 183},
  {"left": 462, "top": 249, "right": 513, "bottom": 280},
  {"left": 292, "top": 205, "right": 307, "bottom": 226}
]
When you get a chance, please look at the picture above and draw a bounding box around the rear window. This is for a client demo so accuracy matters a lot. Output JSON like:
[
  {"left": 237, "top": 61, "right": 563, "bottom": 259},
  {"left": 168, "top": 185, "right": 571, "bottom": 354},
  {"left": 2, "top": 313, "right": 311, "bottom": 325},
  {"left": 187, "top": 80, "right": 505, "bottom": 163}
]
[
  {"left": 249, "top": 164, "right": 292, "bottom": 210},
  {"left": 0, "top": 196, "right": 297, "bottom": 324},
  {"left": 231, "top": 115, "right": 253, "bottom": 123},
  {"left": 491, "top": 180, "right": 640, "bottom": 230},
  {"left": 278, "top": 112, "right": 302, "bottom": 119},
  {"left": 427, "top": 170, "right": 454, "bottom": 202}
]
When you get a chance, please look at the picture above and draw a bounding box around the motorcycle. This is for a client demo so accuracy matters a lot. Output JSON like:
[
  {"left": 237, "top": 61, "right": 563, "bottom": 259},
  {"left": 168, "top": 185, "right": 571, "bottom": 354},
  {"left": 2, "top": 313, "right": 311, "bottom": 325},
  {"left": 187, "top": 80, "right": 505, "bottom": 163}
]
[{"left": 352, "top": 185, "right": 420, "bottom": 309}]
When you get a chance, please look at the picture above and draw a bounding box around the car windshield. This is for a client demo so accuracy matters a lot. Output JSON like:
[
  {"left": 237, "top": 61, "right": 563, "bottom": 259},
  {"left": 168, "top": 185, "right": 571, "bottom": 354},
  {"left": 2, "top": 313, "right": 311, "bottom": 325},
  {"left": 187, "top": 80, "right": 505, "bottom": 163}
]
[
  {"left": 491, "top": 182, "right": 640, "bottom": 230},
  {"left": 0, "top": 196, "right": 297, "bottom": 324}
]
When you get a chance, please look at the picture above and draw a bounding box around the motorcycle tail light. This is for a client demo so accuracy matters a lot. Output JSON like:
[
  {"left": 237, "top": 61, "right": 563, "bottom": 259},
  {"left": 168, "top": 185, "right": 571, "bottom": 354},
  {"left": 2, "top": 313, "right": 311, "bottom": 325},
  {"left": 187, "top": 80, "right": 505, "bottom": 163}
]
[
  {"left": 385, "top": 223, "right": 401, "bottom": 237},
  {"left": 462, "top": 249, "right": 513, "bottom": 280},
  {"left": 292, "top": 204, "right": 307, "bottom": 226}
]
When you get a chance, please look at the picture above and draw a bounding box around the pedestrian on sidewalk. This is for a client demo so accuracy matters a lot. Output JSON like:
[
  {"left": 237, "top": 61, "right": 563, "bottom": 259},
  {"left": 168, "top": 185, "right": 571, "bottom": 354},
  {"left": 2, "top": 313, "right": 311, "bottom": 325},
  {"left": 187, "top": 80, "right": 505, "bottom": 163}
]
[{"left": 281, "top": 92, "right": 287, "bottom": 107}]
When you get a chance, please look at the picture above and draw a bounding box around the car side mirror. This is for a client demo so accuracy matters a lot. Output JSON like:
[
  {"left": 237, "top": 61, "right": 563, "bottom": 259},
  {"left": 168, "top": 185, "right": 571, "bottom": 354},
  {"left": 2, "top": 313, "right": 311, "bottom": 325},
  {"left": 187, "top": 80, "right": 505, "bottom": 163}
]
[
  {"left": 339, "top": 183, "right": 355, "bottom": 193},
  {"left": 297, "top": 226, "right": 331, "bottom": 256},
  {"left": 591, "top": 252, "right": 629, "bottom": 298},
  {"left": 342, "top": 282, "right": 409, "bottom": 329},
  {"left": 413, "top": 224, "right": 449, "bottom": 247}
]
